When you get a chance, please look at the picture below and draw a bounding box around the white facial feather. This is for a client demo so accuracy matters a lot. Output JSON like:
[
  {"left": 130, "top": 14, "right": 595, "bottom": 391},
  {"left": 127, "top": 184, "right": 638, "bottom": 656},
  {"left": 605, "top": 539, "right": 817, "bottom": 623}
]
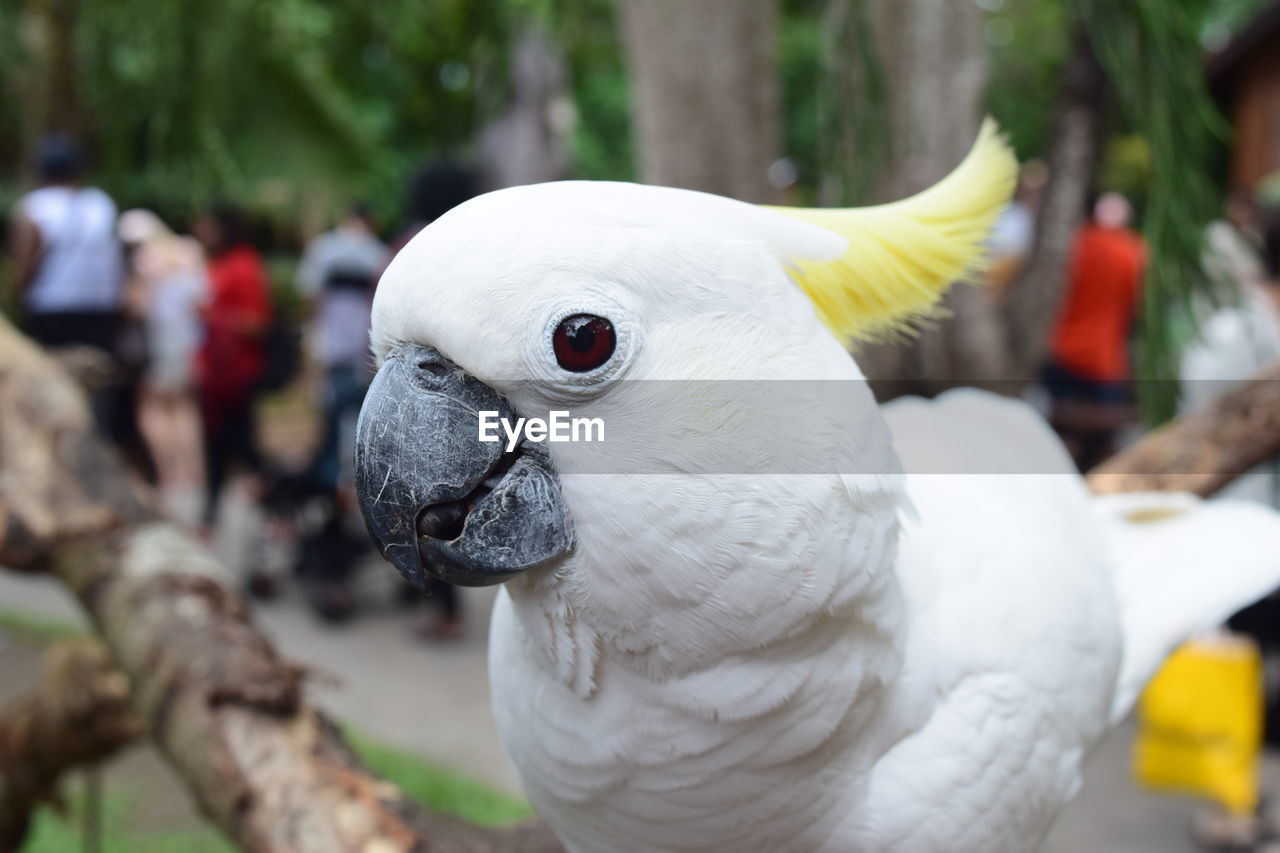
[
  {"left": 372, "top": 182, "right": 905, "bottom": 673},
  {"left": 373, "top": 181, "right": 843, "bottom": 378}
]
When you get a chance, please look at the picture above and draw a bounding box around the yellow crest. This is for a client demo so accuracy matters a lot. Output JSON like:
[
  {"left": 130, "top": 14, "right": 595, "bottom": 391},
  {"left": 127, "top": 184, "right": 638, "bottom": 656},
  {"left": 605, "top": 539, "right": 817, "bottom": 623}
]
[{"left": 766, "top": 119, "right": 1018, "bottom": 342}]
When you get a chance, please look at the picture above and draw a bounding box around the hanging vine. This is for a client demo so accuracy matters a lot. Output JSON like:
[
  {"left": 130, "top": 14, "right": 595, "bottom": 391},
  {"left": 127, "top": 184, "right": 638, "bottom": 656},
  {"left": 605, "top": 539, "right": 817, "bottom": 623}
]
[
  {"left": 816, "top": 0, "right": 890, "bottom": 207},
  {"left": 1075, "top": 0, "right": 1228, "bottom": 423}
]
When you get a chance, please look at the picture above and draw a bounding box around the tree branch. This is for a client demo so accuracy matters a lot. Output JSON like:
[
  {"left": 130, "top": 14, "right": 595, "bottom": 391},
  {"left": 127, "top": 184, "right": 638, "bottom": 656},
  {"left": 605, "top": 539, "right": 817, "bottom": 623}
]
[
  {"left": 0, "top": 638, "right": 142, "bottom": 850},
  {"left": 0, "top": 316, "right": 564, "bottom": 851},
  {"left": 1088, "top": 363, "right": 1280, "bottom": 496}
]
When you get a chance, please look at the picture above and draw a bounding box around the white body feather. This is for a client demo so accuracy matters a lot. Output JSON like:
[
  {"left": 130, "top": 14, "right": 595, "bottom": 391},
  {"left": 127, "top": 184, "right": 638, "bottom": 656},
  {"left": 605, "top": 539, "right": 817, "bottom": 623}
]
[{"left": 489, "top": 390, "right": 1280, "bottom": 852}]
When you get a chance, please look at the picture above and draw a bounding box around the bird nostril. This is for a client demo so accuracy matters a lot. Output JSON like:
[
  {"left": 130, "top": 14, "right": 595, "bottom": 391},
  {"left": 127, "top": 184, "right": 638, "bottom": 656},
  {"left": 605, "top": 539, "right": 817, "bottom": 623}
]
[{"left": 418, "top": 360, "right": 448, "bottom": 377}]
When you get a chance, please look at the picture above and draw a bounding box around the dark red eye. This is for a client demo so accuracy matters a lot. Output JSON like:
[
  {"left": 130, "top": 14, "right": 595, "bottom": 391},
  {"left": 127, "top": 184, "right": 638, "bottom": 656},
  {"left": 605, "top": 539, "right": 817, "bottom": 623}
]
[{"left": 552, "top": 314, "right": 616, "bottom": 372}]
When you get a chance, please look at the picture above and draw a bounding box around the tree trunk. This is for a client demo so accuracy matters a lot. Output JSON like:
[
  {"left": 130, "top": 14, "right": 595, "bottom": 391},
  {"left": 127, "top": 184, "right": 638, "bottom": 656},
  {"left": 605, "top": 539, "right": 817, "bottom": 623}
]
[
  {"left": 478, "top": 28, "right": 573, "bottom": 190},
  {"left": 618, "top": 0, "right": 782, "bottom": 202},
  {"left": 1002, "top": 24, "right": 1107, "bottom": 380},
  {"left": 848, "top": 14, "right": 1105, "bottom": 397},
  {"left": 0, "top": 638, "right": 142, "bottom": 850},
  {"left": 12, "top": 0, "right": 85, "bottom": 178},
  {"left": 0, "top": 314, "right": 565, "bottom": 852},
  {"left": 866, "top": 0, "right": 988, "bottom": 202},
  {"left": 849, "top": 0, "right": 995, "bottom": 394}
]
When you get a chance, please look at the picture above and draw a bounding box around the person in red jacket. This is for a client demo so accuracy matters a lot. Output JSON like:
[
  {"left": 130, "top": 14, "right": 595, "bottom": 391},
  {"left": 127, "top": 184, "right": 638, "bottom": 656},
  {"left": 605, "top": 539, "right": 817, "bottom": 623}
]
[
  {"left": 192, "top": 205, "right": 272, "bottom": 526},
  {"left": 1044, "top": 192, "right": 1146, "bottom": 471}
]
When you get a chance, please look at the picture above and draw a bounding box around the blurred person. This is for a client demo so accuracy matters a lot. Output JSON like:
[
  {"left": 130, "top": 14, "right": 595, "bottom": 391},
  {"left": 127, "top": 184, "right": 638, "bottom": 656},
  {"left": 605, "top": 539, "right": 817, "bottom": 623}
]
[
  {"left": 192, "top": 205, "right": 272, "bottom": 529},
  {"left": 298, "top": 202, "right": 389, "bottom": 493},
  {"left": 8, "top": 134, "right": 125, "bottom": 432},
  {"left": 1204, "top": 191, "right": 1267, "bottom": 287},
  {"left": 8, "top": 135, "right": 124, "bottom": 348},
  {"left": 279, "top": 203, "right": 390, "bottom": 620},
  {"left": 1258, "top": 169, "right": 1280, "bottom": 281},
  {"left": 986, "top": 160, "right": 1048, "bottom": 293},
  {"left": 1184, "top": 193, "right": 1279, "bottom": 463},
  {"left": 1186, "top": 192, "right": 1278, "bottom": 437},
  {"left": 391, "top": 162, "right": 478, "bottom": 640},
  {"left": 1044, "top": 192, "right": 1145, "bottom": 471},
  {"left": 119, "top": 209, "right": 208, "bottom": 525},
  {"left": 1266, "top": 199, "right": 1280, "bottom": 284},
  {"left": 1183, "top": 196, "right": 1280, "bottom": 849},
  {"left": 476, "top": 29, "right": 573, "bottom": 190},
  {"left": 392, "top": 161, "right": 478, "bottom": 253}
]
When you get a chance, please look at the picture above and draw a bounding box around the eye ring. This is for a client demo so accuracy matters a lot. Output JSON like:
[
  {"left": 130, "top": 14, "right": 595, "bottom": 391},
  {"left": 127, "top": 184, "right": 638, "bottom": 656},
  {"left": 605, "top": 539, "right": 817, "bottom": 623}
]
[{"left": 552, "top": 314, "right": 616, "bottom": 373}]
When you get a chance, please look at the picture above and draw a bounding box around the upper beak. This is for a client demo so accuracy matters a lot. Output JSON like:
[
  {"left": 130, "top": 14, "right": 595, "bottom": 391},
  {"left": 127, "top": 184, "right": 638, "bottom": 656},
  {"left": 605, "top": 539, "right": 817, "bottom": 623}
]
[{"left": 354, "top": 344, "right": 574, "bottom": 587}]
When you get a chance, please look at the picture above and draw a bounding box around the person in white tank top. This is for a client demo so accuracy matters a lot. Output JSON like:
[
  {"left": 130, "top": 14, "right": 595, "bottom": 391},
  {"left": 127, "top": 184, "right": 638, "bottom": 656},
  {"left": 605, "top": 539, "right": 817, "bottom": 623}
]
[{"left": 8, "top": 135, "right": 124, "bottom": 352}]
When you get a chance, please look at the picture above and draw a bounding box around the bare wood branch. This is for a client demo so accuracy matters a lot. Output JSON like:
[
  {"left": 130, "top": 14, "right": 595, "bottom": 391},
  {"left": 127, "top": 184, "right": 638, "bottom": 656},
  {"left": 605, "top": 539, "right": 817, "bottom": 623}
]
[
  {"left": 0, "top": 324, "right": 153, "bottom": 571},
  {"left": 1088, "top": 363, "right": 1280, "bottom": 496},
  {"left": 48, "top": 345, "right": 119, "bottom": 392},
  {"left": 0, "top": 637, "right": 142, "bottom": 850},
  {"left": 0, "top": 314, "right": 564, "bottom": 851}
]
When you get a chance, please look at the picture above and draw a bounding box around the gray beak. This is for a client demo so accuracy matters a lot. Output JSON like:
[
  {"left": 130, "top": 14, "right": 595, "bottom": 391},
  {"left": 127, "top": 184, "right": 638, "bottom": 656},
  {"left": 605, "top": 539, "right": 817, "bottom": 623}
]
[{"left": 354, "top": 344, "right": 574, "bottom": 587}]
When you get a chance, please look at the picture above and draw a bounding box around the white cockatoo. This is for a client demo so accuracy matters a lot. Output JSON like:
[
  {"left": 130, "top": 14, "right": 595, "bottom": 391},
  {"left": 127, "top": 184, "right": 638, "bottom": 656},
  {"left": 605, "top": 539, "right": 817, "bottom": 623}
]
[{"left": 354, "top": 121, "right": 1280, "bottom": 852}]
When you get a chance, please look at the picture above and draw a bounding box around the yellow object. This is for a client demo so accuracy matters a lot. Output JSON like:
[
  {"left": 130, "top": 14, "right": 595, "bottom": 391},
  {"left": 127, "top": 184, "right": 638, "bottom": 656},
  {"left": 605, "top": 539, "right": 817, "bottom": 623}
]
[
  {"left": 1132, "top": 634, "right": 1263, "bottom": 815},
  {"left": 765, "top": 118, "right": 1018, "bottom": 343}
]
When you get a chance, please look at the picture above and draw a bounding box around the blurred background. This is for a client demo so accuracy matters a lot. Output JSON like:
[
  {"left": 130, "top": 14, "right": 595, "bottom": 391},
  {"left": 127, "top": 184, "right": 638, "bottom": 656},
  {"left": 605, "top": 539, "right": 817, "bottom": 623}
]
[{"left": 4, "top": 0, "right": 1280, "bottom": 850}]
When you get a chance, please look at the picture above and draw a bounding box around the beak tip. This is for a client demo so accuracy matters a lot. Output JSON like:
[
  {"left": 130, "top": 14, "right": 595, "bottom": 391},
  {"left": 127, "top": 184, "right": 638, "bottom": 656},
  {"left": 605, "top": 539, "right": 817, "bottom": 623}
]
[{"left": 385, "top": 544, "right": 429, "bottom": 592}]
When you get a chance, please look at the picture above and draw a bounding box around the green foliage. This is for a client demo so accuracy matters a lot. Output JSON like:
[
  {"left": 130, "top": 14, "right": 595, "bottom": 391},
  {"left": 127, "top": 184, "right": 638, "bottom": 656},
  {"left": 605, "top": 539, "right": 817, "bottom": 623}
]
[
  {"left": 569, "top": 62, "right": 633, "bottom": 181},
  {"left": 1202, "top": 0, "right": 1277, "bottom": 38},
  {"left": 0, "top": 0, "right": 21, "bottom": 171},
  {"left": 779, "top": 0, "right": 825, "bottom": 201},
  {"left": 832, "top": 0, "right": 891, "bottom": 205},
  {"left": 797, "top": 0, "right": 891, "bottom": 207},
  {"left": 1075, "top": 0, "right": 1229, "bottom": 422},
  {"left": 815, "top": 0, "right": 1071, "bottom": 206},
  {"left": 2, "top": 0, "right": 1107, "bottom": 219},
  {"left": 265, "top": 255, "right": 303, "bottom": 323},
  {"left": 349, "top": 729, "right": 535, "bottom": 827},
  {"left": 5, "top": 0, "right": 529, "bottom": 229},
  {"left": 542, "top": 0, "right": 634, "bottom": 181},
  {"left": 24, "top": 788, "right": 234, "bottom": 853},
  {"left": 1097, "top": 134, "right": 1153, "bottom": 212},
  {"left": 0, "top": 609, "right": 85, "bottom": 644},
  {"left": 2, "top": 0, "right": 656, "bottom": 227},
  {"left": 984, "top": 0, "right": 1073, "bottom": 161},
  {"left": 79, "top": 0, "right": 383, "bottom": 211},
  {"left": 7, "top": 0, "right": 1269, "bottom": 352}
]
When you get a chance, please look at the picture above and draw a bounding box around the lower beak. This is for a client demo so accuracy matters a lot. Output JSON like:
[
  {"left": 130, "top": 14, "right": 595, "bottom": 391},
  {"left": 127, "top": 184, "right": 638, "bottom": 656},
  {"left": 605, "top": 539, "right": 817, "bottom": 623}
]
[{"left": 354, "top": 344, "right": 573, "bottom": 587}]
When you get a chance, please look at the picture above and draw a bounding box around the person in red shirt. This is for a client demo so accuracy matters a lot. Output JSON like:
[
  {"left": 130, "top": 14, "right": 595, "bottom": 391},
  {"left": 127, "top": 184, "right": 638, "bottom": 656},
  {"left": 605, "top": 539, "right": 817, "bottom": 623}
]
[
  {"left": 1044, "top": 192, "right": 1145, "bottom": 470},
  {"left": 192, "top": 206, "right": 272, "bottom": 526}
]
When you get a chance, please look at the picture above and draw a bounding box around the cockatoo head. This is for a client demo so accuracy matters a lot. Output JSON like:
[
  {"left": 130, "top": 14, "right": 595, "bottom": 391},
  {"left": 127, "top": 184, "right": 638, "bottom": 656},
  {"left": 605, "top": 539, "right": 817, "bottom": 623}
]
[{"left": 355, "top": 122, "right": 1015, "bottom": 665}]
